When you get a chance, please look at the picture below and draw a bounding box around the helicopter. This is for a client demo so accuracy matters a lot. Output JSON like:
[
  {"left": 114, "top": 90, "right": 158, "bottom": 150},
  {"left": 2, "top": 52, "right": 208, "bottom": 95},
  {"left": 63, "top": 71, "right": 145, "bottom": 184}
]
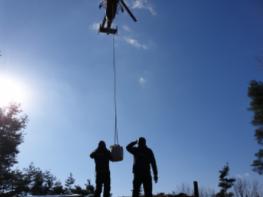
[{"left": 99, "top": 0, "right": 137, "bottom": 35}]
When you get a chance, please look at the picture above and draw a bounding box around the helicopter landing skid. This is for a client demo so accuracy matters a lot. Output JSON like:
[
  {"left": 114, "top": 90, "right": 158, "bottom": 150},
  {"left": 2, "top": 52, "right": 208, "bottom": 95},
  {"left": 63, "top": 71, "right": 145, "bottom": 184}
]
[{"left": 99, "top": 25, "right": 118, "bottom": 35}]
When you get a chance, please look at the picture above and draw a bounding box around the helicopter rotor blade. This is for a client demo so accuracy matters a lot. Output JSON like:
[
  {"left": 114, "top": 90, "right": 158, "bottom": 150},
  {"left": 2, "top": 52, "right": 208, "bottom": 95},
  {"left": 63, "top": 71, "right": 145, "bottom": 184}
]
[{"left": 120, "top": 0, "right": 137, "bottom": 22}]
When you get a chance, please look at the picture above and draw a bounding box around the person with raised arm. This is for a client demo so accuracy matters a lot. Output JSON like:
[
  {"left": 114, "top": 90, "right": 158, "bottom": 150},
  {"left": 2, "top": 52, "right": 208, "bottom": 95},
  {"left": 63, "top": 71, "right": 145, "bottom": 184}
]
[{"left": 126, "top": 137, "right": 158, "bottom": 197}]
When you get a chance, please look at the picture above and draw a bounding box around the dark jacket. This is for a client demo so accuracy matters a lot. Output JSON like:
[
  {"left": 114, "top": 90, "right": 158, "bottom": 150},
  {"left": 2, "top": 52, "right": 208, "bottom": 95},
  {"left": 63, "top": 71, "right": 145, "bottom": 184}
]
[
  {"left": 126, "top": 141, "right": 158, "bottom": 176},
  {"left": 90, "top": 147, "right": 112, "bottom": 174}
]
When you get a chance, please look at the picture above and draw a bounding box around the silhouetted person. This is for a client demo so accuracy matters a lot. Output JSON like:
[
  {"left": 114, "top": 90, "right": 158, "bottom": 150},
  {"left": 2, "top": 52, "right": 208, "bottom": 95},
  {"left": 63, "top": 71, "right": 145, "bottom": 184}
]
[
  {"left": 126, "top": 137, "right": 158, "bottom": 197},
  {"left": 90, "top": 141, "right": 113, "bottom": 197}
]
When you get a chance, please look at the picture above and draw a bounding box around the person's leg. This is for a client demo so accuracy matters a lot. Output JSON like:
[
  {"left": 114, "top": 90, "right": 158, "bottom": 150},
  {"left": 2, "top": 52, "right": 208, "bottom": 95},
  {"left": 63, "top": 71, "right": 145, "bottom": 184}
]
[
  {"left": 103, "top": 173, "right": 111, "bottom": 197},
  {"left": 95, "top": 174, "right": 103, "bottom": 197},
  {"left": 132, "top": 174, "right": 142, "bottom": 197},
  {"left": 143, "top": 174, "right": 152, "bottom": 197}
]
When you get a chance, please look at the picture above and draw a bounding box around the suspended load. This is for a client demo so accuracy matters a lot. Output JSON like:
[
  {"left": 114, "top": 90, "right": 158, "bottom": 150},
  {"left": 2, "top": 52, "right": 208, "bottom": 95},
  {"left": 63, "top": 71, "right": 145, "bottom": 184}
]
[{"left": 111, "top": 144, "right": 123, "bottom": 162}]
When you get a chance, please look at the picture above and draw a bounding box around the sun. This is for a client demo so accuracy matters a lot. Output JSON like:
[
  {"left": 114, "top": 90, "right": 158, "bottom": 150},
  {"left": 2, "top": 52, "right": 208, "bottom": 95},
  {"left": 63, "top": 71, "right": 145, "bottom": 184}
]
[{"left": 0, "top": 75, "right": 27, "bottom": 107}]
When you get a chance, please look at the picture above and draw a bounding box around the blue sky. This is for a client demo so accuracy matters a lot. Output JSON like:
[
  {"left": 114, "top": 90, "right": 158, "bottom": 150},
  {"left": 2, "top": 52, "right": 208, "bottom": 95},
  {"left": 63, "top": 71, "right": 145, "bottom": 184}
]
[{"left": 1, "top": 0, "right": 263, "bottom": 196}]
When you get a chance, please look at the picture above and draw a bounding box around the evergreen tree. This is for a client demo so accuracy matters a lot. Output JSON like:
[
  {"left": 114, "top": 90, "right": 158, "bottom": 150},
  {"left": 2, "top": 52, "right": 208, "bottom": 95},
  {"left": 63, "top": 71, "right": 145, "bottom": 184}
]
[
  {"left": 216, "top": 164, "right": 236, "bottom": 197},
  {"left": 29, "top": 166, "right": 45, "bottom": 195},
  {"left": 65, "top": 173, "right": 75, "bottom": 194},
  {"left": 248, "top": 80, "right": 263, "bottom": 174},
  {"left": 9, "top": 169, "right": 30, "bottom": 196},
  {"left": 0, "top": 104, "right": 28, "bottom": 195},
  {"left": 52, "top": 181, "right": 64, "bottom": 195},
  {"left": 72, "top": 185, "right": 84, "bottom": 195},
  {"left": 43, "top": 170, "right": 56, "bottom": 194},
  {"left": 85, "top": 179, "right": 95, "bottom": 194},
  {"left": 23, "top": 163, "right": 56, "bottom": 195}
]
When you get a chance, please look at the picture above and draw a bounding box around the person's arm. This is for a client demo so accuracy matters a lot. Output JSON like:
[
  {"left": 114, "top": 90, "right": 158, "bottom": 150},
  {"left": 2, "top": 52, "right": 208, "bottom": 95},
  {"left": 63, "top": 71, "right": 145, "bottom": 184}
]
[
  {"left": 150, "top": 150, "right": 158, "bottom": 183},
  {"left": 126, "top": 140, "right": 137, "bottom": 154},
  {"left": 90, "top": 150, "right": 97, "bottom": 159}
]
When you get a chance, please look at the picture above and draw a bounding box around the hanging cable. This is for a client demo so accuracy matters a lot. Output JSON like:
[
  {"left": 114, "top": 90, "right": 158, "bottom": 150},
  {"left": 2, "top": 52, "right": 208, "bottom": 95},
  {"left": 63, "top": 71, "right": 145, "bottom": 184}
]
[{"left": 113, "top": 35, "right": 119, "bottom": 145}]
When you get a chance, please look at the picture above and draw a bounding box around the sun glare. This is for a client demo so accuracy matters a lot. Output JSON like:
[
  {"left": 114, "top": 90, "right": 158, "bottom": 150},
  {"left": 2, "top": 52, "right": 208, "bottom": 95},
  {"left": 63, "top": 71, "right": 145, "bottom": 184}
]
[{"left": 0, "top": 75, "right": 28, "bottom": 107}]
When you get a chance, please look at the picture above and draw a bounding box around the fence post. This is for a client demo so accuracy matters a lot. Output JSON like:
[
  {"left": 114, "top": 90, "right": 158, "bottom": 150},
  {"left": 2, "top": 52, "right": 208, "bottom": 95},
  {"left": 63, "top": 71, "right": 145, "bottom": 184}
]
[{"left": 193, "top": 181, "right": 199, "bottom": 197}]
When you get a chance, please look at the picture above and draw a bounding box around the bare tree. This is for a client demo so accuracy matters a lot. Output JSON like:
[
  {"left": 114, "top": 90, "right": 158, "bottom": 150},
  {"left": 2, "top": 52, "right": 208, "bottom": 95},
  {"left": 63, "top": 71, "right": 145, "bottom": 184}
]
[
  {"left": 199, "top": 187, "right": 216, "bottom": 197},
  {"left": 175, "top": 183, "right": 192, "bottom": 196},
  {"left": 234, "top": 178, "right": 249, "bottom": 197},
  {"left": 250, "top": 180, "right": 262, "bottom": 197},
  {"left": 234, "top": 178, "right": 263, "bottom": 197}
]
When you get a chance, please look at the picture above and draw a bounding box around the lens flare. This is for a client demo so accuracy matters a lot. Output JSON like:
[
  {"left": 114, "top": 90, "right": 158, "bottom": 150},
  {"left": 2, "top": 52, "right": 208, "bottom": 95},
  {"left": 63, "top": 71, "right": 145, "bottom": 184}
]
[{"left": 0, "top": 75, "right": 28, "bottom": 107}]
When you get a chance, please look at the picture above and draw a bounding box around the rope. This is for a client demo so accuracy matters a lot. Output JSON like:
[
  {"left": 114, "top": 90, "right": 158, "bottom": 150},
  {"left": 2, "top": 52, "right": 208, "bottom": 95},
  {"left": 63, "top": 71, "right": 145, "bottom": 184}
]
[{"left": 113, "top": 35, "right": 119, "bottom": 145}]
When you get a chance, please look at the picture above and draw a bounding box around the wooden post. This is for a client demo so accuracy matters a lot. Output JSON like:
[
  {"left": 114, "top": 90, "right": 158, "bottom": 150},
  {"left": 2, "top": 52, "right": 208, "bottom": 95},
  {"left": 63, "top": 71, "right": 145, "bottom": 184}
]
[{"left": 193, "top": 181, "right": 199, "bottom": 197}]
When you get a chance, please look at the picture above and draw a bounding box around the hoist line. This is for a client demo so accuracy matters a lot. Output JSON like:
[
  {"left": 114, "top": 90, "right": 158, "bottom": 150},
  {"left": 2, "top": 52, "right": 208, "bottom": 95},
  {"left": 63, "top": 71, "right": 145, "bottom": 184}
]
[{"left": 113, "top": 35, "right": 119, "bottom": 145}]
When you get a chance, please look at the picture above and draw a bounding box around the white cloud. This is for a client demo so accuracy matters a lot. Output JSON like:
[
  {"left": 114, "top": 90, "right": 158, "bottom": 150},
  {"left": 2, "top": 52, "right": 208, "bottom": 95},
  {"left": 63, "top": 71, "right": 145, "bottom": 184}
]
[
  {"left": 90, "top": 22, "right": 100, "bottom": 31},
  {"left": 132, "top": 0, "right": 156, "bottom": 16},
  {"left": 236, "top": 172, "right": 251, "bottom": 179},
  {"left": 123, "top": 36, "right": 148, "bottom": 49},
  {"left": 122, "top": 25, "right": 131, "bottom": 32},
  {"left": 138, "top": 77, "right": 146, "bottom": 87}
]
